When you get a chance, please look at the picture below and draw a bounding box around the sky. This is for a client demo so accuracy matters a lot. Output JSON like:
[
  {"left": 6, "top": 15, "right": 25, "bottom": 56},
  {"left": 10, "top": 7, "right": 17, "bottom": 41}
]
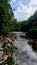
[{"left": 10, "top": 0, "right": 37, "bottom": 21}]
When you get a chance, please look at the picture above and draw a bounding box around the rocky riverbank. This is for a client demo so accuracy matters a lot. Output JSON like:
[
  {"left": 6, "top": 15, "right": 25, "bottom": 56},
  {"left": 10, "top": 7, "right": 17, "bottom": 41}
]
[
  {"left": 0, "top": 33, "right": 19, "bottom": 65},
  {"left": 0, "top": 32, "right": 37, "bottom": 65},
  {"left": 28, "top": 40, "right": 37, "bottom": 50}
]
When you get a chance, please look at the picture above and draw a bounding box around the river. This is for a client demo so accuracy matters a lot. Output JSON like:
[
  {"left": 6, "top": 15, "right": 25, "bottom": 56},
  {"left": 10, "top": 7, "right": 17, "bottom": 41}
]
[{"left": 12, "top": 32, "right": 37, "bottom": 65}]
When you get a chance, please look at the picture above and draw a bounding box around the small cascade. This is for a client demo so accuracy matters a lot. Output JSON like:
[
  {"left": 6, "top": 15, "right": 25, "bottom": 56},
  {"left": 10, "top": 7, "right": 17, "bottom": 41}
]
[{"left": 13, "top": 32, "right": 37, "bottom": 65}]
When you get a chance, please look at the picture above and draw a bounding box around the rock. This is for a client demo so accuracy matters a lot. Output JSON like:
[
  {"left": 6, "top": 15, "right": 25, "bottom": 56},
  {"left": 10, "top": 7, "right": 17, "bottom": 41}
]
[
  {"left": 3, "top": 55, "right": 8, "bottom": 62},
  {"left": 28, "top": 40, "right": 37, "bottom": 50},
  {"left": 8, "top": 53, "right": 12, "bottom": 59},
  {"left": 15, "top": 44, "right": 20, "bottom": 49},
  {"left": 0, "top": 36, "right": 3, "bottom": 42}
]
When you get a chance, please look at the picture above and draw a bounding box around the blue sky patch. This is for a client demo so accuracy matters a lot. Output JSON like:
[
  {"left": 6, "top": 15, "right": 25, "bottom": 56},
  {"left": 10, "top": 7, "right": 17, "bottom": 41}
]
[{"left": 10, "top": 0, "right": 37, "bottom": 21}]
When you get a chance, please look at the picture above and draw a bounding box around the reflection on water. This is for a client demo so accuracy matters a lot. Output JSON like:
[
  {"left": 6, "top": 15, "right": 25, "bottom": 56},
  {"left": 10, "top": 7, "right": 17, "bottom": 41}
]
[{"left": 13, "top": 32, "right": 37, "bottom": 65}]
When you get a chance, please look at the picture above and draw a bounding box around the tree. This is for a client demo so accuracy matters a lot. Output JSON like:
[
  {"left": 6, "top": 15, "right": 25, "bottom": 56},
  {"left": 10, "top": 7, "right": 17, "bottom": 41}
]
[
  {"left": 10, "top": 19, "right": 20, "bottom": 31},
  {"left": 26, "top": 11, "right": 37, "bottom": 39},
  {"left": 20, "top": 20, "right": 28, "bottom": 32},
  {"left": 0, "top": 0, "right": 14, "bottom": 34}
]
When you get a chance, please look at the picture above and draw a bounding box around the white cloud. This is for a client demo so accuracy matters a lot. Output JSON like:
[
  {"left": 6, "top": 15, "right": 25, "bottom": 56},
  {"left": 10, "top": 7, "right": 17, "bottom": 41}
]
[
  {"left": 10, "top": 0, "right": 16, "bottom": 5},
  {"left": 30, "top": 0, "right": 37, "bottom": 5},
  {"left": 13, "top": 0, "right": 37, "bottom": 21},
  {"left": 12, "top": 0, "right": 16, "bottom": 3}
]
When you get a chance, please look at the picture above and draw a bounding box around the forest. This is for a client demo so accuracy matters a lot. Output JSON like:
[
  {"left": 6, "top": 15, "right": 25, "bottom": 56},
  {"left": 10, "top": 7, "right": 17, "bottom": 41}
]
[
  {"left": 0, "top": 0, "right": 37, "bottom": 65},
  {"left": 0, "top": 0, "right": 37, "bottom": 39},
  {"left": 0, "top": 0, "right": 37, "bottom": 38}
]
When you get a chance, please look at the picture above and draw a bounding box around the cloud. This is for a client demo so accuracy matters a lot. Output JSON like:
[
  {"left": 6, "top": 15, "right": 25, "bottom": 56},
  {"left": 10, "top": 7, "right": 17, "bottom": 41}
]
[
  {"left": 11, "top": 0, "right": 37, "bottom": 21},
  {"left": 12, "top": 0, "right": 16, "bottom": 3},
  {"left": 30, "top": 0, "right": 37, "bottom": 5}
]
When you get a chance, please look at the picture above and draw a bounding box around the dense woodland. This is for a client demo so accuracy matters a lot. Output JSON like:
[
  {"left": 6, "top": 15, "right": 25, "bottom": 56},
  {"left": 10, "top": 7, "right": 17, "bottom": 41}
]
[
  {"left": 0, "top": 0, "right": 37, "bottom": 38},
  {"left": 0, "top": 0, "right": 37, "bottom": 65},
  {"left": 20, "top": 12, "right": 37, "bottom": 39}
]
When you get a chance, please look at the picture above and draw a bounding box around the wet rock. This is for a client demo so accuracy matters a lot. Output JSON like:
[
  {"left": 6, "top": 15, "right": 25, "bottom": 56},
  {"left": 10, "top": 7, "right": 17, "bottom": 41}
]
[{"left": 28, "top": 40, "right": 37, "bottom": 50}]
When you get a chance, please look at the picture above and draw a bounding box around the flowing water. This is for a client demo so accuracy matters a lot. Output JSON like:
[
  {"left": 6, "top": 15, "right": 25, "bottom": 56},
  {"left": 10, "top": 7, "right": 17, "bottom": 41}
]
[{"left": 12, "top": 32, "right": 37, "bottom": 65}]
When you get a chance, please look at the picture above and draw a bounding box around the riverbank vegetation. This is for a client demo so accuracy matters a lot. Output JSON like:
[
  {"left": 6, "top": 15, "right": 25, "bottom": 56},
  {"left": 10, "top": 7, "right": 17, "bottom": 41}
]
[
  {"left": 0, "top": 0, "right": 19, "bottom": 65},
  {"left": 19, "top": 11, "right": 37, "bottom": 39},
  {"left": 0, "top": 0, "right": 37, "bottom": 39},
  {"left": 0, "top": 0, "right": 37, "bottom": 65}
]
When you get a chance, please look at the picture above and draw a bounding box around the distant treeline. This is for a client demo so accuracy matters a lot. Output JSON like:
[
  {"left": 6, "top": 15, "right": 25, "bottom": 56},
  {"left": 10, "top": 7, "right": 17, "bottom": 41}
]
[
  {"left": 0, "top": 0, "right": 37, "bottom": 38},
  {"left": 20, "top": 11, "right": 37, "bottom": 32},
  {"left": 20, "top": 11, "right": 37, "bottom": 39}
]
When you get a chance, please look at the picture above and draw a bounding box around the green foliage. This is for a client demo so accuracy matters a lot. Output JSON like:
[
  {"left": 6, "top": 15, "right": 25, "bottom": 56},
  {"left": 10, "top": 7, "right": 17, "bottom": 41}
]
[
  {"left": 9, "top": 19, "right": 20, "bottom": 31},
  {"left": 29, "top": 27, "right": 37, "bottom": 32},
  {"left": 0, "top": 0, "right": 37, "bottom": 36},
  {"left": 0, "top": 0, "right": 14, "bottom": 34},
  {"left": 26, "top": 11, "right": 37, "bottom": 39},
  {"left": 0, "top": 0, "right": 21, "bottom": 34},
  {"left": 27, "top": 12, "right": 37, "bottom": 31},
  {"left": 20, "top": 21, "right": 27, "bottom": 31},
  {"left": 20, "top": 11, "right": 37, "bottom": 32}
]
